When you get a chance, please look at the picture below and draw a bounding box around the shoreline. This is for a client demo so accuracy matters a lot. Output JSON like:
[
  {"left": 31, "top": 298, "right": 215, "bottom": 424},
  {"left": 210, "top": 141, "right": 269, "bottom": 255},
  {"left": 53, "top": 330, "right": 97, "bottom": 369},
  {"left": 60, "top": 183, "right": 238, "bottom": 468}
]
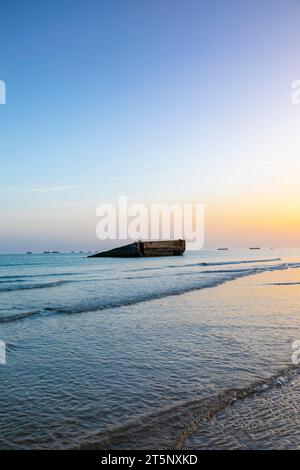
[{"left": 1, "top": 261, "right": 300, "bottom": 449}]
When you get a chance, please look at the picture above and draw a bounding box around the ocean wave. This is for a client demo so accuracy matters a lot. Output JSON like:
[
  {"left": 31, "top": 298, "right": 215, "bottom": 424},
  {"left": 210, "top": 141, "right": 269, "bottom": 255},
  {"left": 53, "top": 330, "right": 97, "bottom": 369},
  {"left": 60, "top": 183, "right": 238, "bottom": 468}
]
[
  {"left": 0, "top": 262, "right": 292, "bottom": 323},
  {"left": 287, "top": 262, "right": 300, "bottom": 269},
  {"left": 0, "top": 272, "right": 78, "bottom": 281},
  {"left": 125, "top": 258, "right": 282, "bottom": 273},
  {"left": 172, "top": 263, "right": 288, "bottom": 276},
  {"left": 262, "top": 282, "right": 300, "bottom": 286},
  {"left": 0, "top": 310, "right": 42, "bottom": 323},
  {"left": 0, "top": 275, "right": 236, "bottom": 323},
  {"left": 0, "top": 280, "right": 66, "bottom": 293},
  {"left": 200, "top": 264, "right": 288, "bottom": 274},
  {"left": 72, "top": 365, "right": 299, "bottom": 450},
  {"left": 183, "top": 257, "right": 282, "bottom": 267}
]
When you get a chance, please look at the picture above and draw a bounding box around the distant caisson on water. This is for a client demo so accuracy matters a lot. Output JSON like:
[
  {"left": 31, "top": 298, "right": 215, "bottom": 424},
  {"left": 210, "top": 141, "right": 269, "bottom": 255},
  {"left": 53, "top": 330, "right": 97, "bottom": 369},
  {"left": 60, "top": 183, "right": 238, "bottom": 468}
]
[{"left": 88, "top": 240, "right": 186, "bottom": 258}]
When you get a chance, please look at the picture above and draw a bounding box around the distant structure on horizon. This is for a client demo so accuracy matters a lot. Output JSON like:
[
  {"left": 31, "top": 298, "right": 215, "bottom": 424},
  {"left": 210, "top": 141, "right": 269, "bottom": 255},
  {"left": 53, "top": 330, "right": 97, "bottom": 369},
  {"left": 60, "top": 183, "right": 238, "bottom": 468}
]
[{"left": 88, "top": 240, "right": 186, "bottom": 258}]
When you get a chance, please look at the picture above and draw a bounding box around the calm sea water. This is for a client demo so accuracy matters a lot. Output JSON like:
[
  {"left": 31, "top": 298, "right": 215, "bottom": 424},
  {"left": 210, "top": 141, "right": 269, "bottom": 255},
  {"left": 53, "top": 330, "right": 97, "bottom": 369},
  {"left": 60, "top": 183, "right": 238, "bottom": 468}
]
[{"left": 1, "top": 249, "right": 300, "bottom": 449}]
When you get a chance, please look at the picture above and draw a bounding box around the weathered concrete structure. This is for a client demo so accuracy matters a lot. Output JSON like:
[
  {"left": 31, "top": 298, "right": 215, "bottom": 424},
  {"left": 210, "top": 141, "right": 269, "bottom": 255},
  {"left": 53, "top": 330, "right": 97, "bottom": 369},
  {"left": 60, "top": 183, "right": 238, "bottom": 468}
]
[{"left": 88, "top": 240, "right": 186, "bottom": 258}]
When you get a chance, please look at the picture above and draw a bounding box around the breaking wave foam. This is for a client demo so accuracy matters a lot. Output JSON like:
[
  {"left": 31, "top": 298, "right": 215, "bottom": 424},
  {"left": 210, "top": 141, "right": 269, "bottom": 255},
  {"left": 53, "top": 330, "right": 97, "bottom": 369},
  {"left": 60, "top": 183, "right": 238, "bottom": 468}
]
[{"left": 0, "top": 261, "right": 292, "bottom": 324}]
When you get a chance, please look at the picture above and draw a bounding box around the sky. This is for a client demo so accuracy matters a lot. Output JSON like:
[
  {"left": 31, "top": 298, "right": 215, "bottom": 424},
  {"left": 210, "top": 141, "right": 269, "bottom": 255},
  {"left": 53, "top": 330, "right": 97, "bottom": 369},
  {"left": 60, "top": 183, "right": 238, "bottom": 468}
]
[{"left": 1, "top": 0, "right": 300, "bottom": 252}]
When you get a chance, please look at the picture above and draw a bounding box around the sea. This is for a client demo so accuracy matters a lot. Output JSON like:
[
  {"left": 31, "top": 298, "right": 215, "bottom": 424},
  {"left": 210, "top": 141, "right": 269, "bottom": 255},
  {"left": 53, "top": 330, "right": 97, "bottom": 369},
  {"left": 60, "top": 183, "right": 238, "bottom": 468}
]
[{"left": 1, "top": 248, "right": 300, "bottom": 449}]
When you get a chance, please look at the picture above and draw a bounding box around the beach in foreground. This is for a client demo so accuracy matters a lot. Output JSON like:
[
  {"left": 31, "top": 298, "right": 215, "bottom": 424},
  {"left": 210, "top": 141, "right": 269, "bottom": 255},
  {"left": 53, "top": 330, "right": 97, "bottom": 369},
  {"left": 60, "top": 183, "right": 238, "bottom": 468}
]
[{"left": 1, "top": 250, "right": 300, "bottom": 449}]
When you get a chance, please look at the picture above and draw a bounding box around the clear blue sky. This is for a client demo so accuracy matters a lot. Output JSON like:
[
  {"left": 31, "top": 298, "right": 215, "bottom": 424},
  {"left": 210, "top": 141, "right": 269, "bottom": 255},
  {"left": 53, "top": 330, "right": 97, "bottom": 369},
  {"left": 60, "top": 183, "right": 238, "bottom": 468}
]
[{"left": 1, "top": 0, "right": 300, "bottom": 252}]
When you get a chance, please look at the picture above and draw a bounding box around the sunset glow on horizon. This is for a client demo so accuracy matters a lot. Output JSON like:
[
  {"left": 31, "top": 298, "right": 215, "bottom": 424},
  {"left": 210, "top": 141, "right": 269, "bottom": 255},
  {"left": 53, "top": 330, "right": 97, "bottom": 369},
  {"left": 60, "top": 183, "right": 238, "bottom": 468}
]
[{"left": 1, "top": 0, "right": 300, "bottom": 252}]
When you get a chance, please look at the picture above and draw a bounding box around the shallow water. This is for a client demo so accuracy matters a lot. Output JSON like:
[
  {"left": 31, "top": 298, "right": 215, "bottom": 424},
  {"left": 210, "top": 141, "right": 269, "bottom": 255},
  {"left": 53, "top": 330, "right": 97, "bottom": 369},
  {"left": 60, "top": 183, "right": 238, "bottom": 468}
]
[{"left": 1, "top": 249, "right": 300, "bottom": 449}]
